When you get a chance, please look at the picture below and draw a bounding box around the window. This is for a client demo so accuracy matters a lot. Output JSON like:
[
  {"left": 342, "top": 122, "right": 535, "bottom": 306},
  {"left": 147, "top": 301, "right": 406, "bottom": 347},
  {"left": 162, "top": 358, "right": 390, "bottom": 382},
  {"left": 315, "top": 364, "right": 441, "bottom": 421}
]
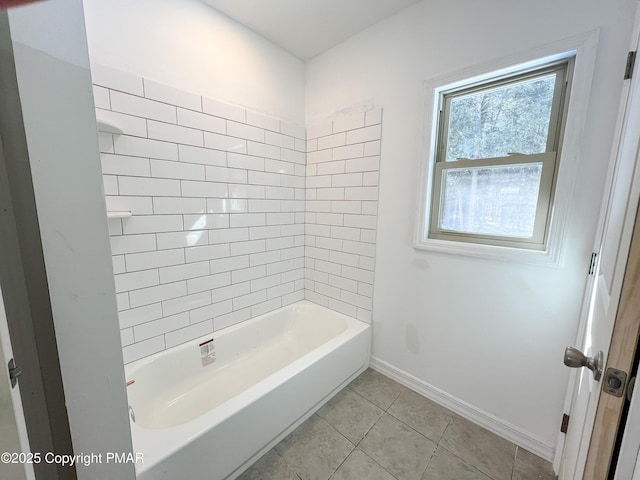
[{"left": 425, "top": 59, "right": 573, "bottom": 251}]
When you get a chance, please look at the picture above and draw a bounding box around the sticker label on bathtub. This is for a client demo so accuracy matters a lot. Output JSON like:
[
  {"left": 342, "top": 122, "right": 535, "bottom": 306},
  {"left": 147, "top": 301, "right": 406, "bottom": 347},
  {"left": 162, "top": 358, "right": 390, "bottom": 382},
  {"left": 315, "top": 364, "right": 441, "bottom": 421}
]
[{"left": 199, "top": 338, "right": 216, "bottom": 367}]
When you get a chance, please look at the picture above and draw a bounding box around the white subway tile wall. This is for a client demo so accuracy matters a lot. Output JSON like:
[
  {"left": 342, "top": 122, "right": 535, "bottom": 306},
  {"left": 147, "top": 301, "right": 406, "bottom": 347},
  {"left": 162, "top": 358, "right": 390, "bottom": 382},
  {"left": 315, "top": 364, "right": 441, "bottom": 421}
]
[
  {"left": 304, "top": 111, "right": 381, "bottom": 323},
  {"left": 94, "top": 65, "right": 382, "bottom": 363},
  {"left": 94, "top": 65, "right": 306, "bottom": 363}
]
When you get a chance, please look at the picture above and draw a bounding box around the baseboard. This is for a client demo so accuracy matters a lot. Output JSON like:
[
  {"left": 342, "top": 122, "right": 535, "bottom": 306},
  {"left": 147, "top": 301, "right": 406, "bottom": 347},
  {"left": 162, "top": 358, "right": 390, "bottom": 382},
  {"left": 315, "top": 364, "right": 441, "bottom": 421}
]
[{"left": 369, "top": 357, "right": 555, "bottom": 462}]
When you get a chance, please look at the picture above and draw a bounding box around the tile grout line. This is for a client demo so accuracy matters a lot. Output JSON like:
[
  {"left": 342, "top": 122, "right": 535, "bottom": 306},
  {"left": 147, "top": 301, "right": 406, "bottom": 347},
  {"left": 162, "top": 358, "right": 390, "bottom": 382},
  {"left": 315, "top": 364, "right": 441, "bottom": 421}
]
[
  {"left": 274, "top": 449, "right": 302, "bottom": 480},
  {"left": 384, "top": 403, "right": 451, "bottom": 446},
  {"left": 295, "top": 413, "right": 352, "bottom": 480},
  {"left": 349, "top": 381, "right": 439, "bottom": 480},
  {"left": 435, "top": 415, "right": 454, "bottom": 446},
  {"left": 381, "top": 389, "right": 452, "bottom": 449},
  {"left": 419, "top": 444, "right": 438, "bottom": 480},
  {"left": 242, "top": 370, "right": 552, "bottom": 480},
  {"left": 312, "top": 414, "right": 357, "bottom": 480},
  {"left": 353, "top": 447, "right": 402, "bottom": 480},
  {"left": 325, "top": 446, "right": 354, "bottom": 480},
  {"left": 382, "top": 389, "right": 443, "bottom": 479},
  {"left": 374, "top": 370, "right": 515, "bottom": 480},
  {"left": 329, "top": 386, "right": 400, "bottom": 480}
]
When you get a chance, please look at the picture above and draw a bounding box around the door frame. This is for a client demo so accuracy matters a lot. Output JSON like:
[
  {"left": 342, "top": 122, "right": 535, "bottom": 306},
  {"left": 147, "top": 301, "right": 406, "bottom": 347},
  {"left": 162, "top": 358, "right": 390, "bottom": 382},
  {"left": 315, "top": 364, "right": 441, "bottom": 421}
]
[
  {"left": 584, "top": 198, "right": 640, "bottom": 478},
  {"left": 0, "top": 11, "right": 76, "bottom": 480},
  {"left": 555, "top": 5, "right": 640, "bottom": 476}
]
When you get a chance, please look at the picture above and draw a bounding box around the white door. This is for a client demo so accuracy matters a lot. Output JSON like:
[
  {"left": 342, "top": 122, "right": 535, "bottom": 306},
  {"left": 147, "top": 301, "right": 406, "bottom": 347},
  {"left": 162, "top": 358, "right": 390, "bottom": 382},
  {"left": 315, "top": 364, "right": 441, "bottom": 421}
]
[
  {"left": 558, "top": 13, "right": 640, "bottom": 478},
  {"left": 0, "top": 286, "right": 33, "bottom": 480}
]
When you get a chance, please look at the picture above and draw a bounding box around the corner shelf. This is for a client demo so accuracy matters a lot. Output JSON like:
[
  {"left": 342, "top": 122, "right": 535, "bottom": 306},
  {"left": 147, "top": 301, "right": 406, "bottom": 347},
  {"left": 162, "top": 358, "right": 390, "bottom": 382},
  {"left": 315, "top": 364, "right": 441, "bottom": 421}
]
[{"left": 107, "top": 211, "right": 132, "bottom": 219}]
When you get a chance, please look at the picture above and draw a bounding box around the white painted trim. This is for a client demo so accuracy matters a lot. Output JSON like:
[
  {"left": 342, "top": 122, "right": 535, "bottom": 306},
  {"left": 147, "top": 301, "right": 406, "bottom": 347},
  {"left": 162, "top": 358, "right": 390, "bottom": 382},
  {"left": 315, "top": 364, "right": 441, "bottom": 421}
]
[
  {"left": 369, "top": 356, "right": 555, "bottom": 462},
  {"left": 414, "top": 29, "right": 600, "bottom": 266},
  {"left": 0, "top": 287, "right": 33, "bottom": 480}
]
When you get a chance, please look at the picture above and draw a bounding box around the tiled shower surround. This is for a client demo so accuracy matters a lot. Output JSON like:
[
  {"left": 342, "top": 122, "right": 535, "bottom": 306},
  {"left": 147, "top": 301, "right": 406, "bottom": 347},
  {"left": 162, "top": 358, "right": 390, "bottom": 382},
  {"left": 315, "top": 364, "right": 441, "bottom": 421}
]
[
  {"left": 92, "top": 65, "right": 381, "bottom": 362},
  {"left": 304, "top": 114, "right": 381, "bottom": 323}
]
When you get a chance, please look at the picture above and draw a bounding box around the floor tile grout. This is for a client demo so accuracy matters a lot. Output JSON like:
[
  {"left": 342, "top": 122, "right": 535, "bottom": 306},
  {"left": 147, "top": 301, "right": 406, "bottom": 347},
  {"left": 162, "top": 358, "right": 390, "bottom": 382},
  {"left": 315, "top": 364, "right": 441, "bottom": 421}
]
[
  {"left": 282, "top": 412, "right": 401, "bottom": 480},
  {"left": 432, "top": 443, "right": 500, "bottom": 480},
  {"left": 351, "top": 447, "right": 402, "bottom": 480},
  {"left": 311, "top": 414, "right": 358, "bottom": 480},
  {"left": 436, "top": 416, "right": 453, "bottom": 444},
  {"left": 354, "top": 412, "right": 382, "bottom": 448},
  {"left": 325, "top": 448, "right": 352, "bottom": 480},
  {"left": 240, "top": 369, "right": 555, "bottom": 480},
  {"left": 419, "top": 443, "right": 438, "bottom": 480},
  {"left": 347, "top": 383, "right": 446, "bottom": 447},
  {"left": 338, "top": 404, "right": 401, "bottom": 479},
  {"left": 274, "top": 449, "right": 302, "bottom": 480}
]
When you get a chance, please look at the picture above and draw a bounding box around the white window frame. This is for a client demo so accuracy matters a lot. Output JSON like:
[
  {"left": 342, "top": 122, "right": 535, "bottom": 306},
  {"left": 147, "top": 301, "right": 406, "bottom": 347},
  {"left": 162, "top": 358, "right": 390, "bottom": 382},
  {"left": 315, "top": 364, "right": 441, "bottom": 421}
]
[
  {"left": 414, "top": 30, "right": 600, "bottom": 265},
  {"left": 430, "top": 60, "right": 570, "bottom": 250}
]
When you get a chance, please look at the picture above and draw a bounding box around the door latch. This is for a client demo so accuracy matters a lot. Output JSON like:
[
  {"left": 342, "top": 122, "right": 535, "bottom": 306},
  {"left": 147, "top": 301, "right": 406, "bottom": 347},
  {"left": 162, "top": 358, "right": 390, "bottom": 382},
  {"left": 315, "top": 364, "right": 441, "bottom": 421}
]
[{"left": 602, "top": 367, "right": 627, "bottom": 397}]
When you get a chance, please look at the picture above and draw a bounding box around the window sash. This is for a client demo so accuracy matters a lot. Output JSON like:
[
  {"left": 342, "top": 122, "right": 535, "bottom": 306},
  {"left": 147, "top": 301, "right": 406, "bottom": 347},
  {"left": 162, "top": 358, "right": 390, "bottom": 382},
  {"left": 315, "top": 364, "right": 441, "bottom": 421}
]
[
  {"left": 429, "top": 152, "right": 557, "bottom": 249},
  {"left": 437, "top": 62, "right": 569, "bottom": 163}
]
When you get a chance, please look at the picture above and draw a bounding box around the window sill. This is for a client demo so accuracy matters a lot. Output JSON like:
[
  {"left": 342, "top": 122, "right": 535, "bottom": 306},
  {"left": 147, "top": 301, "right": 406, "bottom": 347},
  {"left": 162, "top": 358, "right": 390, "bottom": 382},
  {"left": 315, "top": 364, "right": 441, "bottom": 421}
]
[{"left": 414, "top": 237, "right": 562, "bottom": 266}]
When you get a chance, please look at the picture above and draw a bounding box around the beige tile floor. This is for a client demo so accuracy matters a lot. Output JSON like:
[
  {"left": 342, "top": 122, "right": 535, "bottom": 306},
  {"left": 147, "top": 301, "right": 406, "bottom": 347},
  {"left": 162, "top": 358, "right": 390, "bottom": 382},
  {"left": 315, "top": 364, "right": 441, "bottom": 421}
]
[{"left": 238, "top": 369, "right": 557, "bottom": 480}]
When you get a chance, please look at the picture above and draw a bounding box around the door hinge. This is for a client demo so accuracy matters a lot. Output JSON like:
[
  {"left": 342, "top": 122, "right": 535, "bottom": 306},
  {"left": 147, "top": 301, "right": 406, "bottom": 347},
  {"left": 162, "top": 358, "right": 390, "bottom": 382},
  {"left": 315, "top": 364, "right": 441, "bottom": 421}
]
[
  {"left": 588, "top": 252, "right": 598, "bottom": 275},
  {"left": 8, "top": 358, "right": 22, "bottom": 389},
  {"left": 625, "top": 51, "right": 636, "bottom": 80},
  {"left": 561, "top": 413, "right": 570, "bottom": 434}
]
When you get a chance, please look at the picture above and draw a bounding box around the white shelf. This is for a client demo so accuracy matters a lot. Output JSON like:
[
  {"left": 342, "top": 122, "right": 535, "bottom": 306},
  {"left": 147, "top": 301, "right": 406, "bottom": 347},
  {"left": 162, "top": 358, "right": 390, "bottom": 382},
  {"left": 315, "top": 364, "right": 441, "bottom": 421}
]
[
  {"left": 96, "top": 110, "right": 123, "bottom": 135},
  {"left": 96, "top": 120, "right": 123, "bottom": 135},
  {"left": 107, "top": 211, "right": 132, "bottom": 219}
]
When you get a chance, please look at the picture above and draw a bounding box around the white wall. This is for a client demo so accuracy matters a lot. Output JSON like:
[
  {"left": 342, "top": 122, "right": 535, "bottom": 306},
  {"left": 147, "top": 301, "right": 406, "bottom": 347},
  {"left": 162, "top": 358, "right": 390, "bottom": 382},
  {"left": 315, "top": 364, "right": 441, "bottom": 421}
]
[
  {"left": 8, "top": 1, "right": 135, "bottom": 478},
  {"left": 82, "top": 0, "right": 306, "bottom": 125},
  {"left": 306, "top": 0, "right": 636, "bottom": 454}
]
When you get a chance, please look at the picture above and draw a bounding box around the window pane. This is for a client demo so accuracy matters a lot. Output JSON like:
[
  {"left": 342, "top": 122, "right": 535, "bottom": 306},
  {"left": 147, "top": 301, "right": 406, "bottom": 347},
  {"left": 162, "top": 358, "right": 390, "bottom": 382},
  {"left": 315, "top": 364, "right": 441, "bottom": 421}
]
[
  {"left": 439, "top": 163, "right": 543, "bottom": 237},
  {"left": 445, "top": 74, "right": 556, "bottom": 162}
]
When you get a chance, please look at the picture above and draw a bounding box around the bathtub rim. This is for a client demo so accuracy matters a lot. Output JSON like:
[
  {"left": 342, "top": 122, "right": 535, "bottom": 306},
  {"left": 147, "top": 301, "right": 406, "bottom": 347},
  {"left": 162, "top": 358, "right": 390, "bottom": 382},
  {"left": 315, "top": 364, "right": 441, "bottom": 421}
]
[
  {"left": 124, "top": 300, "right": 354, "bottom": 376},
  {"left": 124, "top": 300, "right": 371, "bottom": 476}
]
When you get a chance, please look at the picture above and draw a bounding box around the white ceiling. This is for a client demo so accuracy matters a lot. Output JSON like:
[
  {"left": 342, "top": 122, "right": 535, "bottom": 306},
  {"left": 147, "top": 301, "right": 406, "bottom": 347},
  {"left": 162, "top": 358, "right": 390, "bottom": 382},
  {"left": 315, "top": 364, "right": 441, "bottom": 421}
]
[{"left": 201, "top": 0, "right": 421, "bottom": 61}]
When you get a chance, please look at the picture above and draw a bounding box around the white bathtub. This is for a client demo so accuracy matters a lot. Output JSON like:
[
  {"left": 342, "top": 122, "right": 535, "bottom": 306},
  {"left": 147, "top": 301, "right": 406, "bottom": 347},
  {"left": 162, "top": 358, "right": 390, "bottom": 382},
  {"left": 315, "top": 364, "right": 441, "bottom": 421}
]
[{"left": 124, "top": 300, "right": 371, "bottom": 480}]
